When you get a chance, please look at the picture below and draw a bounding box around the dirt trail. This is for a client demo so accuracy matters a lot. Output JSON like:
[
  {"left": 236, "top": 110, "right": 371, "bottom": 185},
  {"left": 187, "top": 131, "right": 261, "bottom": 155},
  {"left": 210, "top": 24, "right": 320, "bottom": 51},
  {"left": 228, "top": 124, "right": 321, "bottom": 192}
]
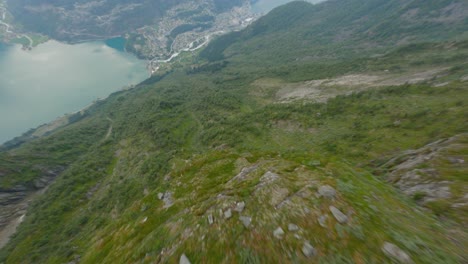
[{"left": 104, "top": 117, "right": 113, "bottom": 140}]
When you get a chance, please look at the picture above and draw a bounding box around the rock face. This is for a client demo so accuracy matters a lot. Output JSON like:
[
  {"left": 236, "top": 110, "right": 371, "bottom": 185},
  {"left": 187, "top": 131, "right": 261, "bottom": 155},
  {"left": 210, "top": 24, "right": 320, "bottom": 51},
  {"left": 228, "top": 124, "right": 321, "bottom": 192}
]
[
  {"left": 382, "top": 242, "right": 413, "bottom": 263},
  {"left": 0, "top": 170, "right": 61, "bottom": 249},
  {"left": 329, "top": 206, "right": 348, "bottom": 224},
  {"left": 0, "top": 194, "right": 27, "bottom": 249},
  {"left": 381, "top": 135, "right": 468, "bottom": 206},
  {"left": 402, "top": 181, "right": 451, "bottom": 202}
]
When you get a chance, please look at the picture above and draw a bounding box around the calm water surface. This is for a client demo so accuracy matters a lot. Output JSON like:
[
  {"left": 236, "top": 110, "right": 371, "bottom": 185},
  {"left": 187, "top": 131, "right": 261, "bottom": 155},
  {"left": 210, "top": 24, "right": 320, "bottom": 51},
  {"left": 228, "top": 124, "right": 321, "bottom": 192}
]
[{"left": 0, "top": 40, "right": 148, "bottom": 143}]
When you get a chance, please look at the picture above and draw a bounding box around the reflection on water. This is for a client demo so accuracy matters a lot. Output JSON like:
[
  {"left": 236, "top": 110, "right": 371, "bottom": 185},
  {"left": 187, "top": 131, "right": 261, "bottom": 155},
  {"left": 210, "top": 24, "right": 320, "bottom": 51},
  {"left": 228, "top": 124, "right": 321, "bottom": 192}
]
[{"left": 0, "top": 40, "right": 148, "bottom": 144}]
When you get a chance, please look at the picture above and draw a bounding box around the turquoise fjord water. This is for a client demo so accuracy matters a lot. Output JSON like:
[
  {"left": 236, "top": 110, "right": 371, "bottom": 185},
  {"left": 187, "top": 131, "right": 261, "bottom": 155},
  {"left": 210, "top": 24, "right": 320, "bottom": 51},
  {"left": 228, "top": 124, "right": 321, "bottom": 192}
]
[
  {"left": 105, "top": 37, "right": 127, "bottom": 52},
  {"left": 0, "top": 40, "right": 148, "bottom": 144}
]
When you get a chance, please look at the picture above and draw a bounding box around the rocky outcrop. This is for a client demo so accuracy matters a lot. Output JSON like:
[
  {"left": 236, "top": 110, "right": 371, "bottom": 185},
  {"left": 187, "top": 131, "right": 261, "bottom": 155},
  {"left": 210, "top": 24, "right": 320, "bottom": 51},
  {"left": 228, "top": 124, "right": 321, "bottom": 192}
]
[
  {"left": 380, "top": 134, "right": 467, "bottom": 208},
  {"left": 229, "top": 165, "right": 259, "bottom": 183},
  {"left": 0, "top": 189, "right": 32, "bottom": 249},
  {"left": 0, "top": 168, "right": 62, "bottom": 249}
]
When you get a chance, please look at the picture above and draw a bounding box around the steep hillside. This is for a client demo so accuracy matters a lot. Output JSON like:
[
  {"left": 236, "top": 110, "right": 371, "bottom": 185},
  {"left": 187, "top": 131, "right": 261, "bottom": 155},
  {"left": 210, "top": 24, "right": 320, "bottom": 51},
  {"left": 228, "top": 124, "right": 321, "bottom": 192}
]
[
  {"left": 201, "top": 0, "right": 468, "bottom": 65},
  {"left": 1, "top": 1, "right": 467, "bottom": 263}
]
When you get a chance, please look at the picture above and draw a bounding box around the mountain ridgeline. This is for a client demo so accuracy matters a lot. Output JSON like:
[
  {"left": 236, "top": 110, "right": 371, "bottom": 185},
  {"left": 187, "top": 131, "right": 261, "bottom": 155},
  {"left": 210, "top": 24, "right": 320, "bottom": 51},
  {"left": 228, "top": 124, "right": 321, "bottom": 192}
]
[
  {"left": 1, "top": 0, "right": 467, "bottom": 263},
  {"left": 201, "top": 0, "right": 468, "bottom": 64}
]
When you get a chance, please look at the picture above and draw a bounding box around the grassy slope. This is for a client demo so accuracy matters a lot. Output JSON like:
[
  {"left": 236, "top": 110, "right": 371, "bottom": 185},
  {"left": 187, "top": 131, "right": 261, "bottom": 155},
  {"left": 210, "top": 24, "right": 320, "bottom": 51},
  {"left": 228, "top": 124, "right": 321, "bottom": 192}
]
[
  {"left": 1, "top": 41, "right": 466, "bottom": 264},
  {"left": 201, "top": 0, "right": 468, "bottom": 66},
  {"left": 1, "top": 1, "right": 467, "bottom": 263}
]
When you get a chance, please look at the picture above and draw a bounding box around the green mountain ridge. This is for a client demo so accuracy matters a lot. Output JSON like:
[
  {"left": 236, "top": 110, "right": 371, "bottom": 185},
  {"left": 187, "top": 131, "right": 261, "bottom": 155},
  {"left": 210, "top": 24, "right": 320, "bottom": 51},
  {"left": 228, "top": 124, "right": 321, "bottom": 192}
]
[
  {"left": 0, "top": 0, "right": 467, "bottom": 263},
  {"left": 201, "top": 0, "right": 468, "bottom": 65}
]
